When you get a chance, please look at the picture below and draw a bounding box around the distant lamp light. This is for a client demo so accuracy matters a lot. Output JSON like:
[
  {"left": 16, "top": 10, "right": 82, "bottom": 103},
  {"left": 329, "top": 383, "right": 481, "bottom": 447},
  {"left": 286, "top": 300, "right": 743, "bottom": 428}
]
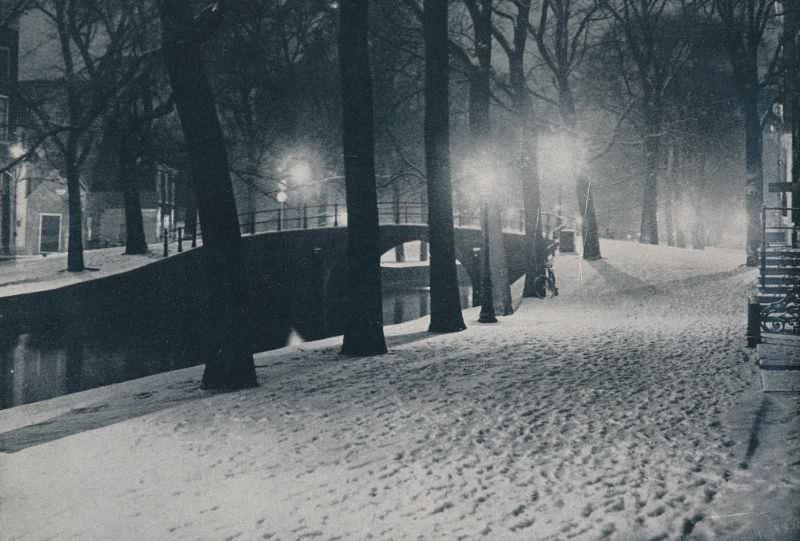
[
  {"left": 276, "top": 191, "right": 288, "bottom": 204},
  {"left": 9, "top": 143, "right": 25, "bottom": 159},
  {"left": 288, "top": 160, "right": 312, "bottom": 185}
]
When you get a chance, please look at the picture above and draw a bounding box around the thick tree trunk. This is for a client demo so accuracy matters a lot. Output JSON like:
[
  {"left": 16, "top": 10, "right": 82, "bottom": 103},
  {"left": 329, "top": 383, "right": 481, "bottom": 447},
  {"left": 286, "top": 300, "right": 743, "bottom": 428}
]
[
  {"left": 692, "top": 149, "right": 708, "bottom": 250},
  {"left": 185, "top": 185, "right": 197, "bottom": 238},
  {"left": 338, "top": 0, "right": 387, "bottom": 356},
  {"left": 468, "top": 0, "right": 512, "bottom": 314},
  {"left": 158, "top": 0, "right": 257, "bottom": 390},
  {"left": 506, "top": 2, "right": 545, "bottom": 297},
  {"left": 487, "top": 202, "right": 512, "bottom": 313},
  {"left": 675, "top": 142, "right": 688, "bottom": 247},
  {"left": 65, "top": 155, "right": 85, "bottom": 272},
  {"left": 243, "top": 139, "right": 259, "bottom": 235},
  {"left": 119, "top": 149, "right": 148, "bottom": 255},
  {"left": 521, "top": 126, "right": 545, "bottom": 298},
  {"left": 640, "top": 107, "right": 661, "bottom": 244},
  {"left": 424, "top": 0, "right": 466, "bottom": 333}
]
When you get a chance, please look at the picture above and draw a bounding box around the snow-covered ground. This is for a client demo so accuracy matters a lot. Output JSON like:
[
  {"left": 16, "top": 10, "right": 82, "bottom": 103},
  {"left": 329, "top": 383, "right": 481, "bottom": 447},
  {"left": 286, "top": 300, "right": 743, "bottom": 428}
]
[{"left": 1, "top": 240, "right": 798, "bottom": 541}]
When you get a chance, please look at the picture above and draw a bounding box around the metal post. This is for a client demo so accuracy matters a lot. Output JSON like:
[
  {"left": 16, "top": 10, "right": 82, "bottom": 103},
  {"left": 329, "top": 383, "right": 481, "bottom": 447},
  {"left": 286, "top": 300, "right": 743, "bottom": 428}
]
[
  {"left": 479, "top": 203, "right": 497, "bottom": 323},
  {"left": 163, "top": 228, "right": 169, "bottom": 257},
  {"left": 303, "top": 204, "right": 308, "bottom": 229},
  {"left": 334, "top": 203, "right": 339, "bottom": 227},
  {"left": 519, "top": 209, "right": 525, "bottom": 232},
  {"left": 278, "top": 205, "right": 283, "bottom": 232},
  {"left": 177, "top": 227, "right": 183, "bottom": 252},
  {"left": 472, "top": 247, "right": 482, "bottom": 307},
  {"left": 191, "top": 227, "right": 197, "bottom": 248},
  {"left": 747, "top": 292, "right": 762, "bottom": 348},
  {"left": 760, "top": 206, "right": 767, "bottom": 289}
]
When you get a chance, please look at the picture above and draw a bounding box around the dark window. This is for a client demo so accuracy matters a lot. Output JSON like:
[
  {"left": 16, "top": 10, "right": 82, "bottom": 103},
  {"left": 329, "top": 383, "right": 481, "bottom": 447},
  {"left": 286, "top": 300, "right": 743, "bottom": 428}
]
[
  {"left": 0, "top": 95, "right": 8, "bottom": 140},
  {"left": 0, "top": 47, "right": 8, "bottom": 81}
]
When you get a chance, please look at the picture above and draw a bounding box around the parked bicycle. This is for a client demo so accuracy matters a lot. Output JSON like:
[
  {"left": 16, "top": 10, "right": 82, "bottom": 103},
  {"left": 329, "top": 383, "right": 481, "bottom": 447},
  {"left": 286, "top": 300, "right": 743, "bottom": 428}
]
[{"left": 533, "top": 257, "right": 559, "bottom": 298}]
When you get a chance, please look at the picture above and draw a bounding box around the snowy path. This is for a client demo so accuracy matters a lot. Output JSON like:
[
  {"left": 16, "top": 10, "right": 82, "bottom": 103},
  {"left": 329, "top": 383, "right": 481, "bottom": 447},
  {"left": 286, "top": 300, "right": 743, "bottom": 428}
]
[{"left": 1, "top": 240, "right": 798, "bottom": 540}]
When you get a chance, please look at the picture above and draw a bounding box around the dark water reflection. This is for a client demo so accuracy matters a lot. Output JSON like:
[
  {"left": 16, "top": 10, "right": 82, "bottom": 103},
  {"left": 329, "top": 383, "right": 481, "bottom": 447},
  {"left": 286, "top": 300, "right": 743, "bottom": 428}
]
[{"left": 0, "top": 284, "right": 473, "bottom": 410}]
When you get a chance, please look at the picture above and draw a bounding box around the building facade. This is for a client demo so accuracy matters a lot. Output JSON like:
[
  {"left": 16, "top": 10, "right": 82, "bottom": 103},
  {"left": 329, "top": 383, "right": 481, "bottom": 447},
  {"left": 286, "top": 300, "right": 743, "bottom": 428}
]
[{"left": 0, "top": 21, "right": 19, "bottom": 256}]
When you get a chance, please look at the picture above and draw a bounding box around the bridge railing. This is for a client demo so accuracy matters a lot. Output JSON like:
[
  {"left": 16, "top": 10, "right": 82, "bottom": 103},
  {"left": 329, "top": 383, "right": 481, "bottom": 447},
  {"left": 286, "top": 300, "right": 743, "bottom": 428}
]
[{"left": 237, "top": 202, "right": 543, "bottom": 236}]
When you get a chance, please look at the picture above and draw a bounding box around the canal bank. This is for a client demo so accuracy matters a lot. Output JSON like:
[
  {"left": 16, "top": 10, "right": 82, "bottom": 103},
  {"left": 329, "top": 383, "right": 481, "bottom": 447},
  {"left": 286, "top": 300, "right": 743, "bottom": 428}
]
[{"left": 0, "top": 245, "right": 473, "bottom": 409}]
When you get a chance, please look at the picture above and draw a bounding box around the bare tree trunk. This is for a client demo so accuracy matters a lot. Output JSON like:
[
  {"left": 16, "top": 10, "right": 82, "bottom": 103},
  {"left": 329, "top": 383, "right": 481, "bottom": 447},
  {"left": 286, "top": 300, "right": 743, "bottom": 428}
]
[
  {"left": 393, "top": 183, "right": 405, "bottom": 261},
  {"left": 468, "top": 0, "right": 512, "bottom": 314},
  {"left": 119, "top": 147, "right": 148, "bottom": 255},
  {"left": 158, "top": 0, "right": 257, "bottom": 390},
  {"left": 692, "top": 148, "right": 707, "bottom": 250},
  {"left": 664, "top": 145, "right": 675, "bottom": 246},
  {"left": 338, "top": 0, "right": 387, "bottom": 356},
  {"left": 640, "top": 107, "right": 661, "bottom": 245},
  {"left": 424, "top": 0, "right": 466, "bottom": 332},
  {"left": 65, "top": 149, "right": 85, "bottom": 272},
  {"left": 244, "top": 138, "right": 259, "bottom": 234},
  {"left": 675, "top": 142, "right": 688, "bottom": 247},
  {"left": 506, "top": 1, "right": 545, "bottom": 297},
  {"left": 577, "top": 176, "right": 601, "bottom": 259}
]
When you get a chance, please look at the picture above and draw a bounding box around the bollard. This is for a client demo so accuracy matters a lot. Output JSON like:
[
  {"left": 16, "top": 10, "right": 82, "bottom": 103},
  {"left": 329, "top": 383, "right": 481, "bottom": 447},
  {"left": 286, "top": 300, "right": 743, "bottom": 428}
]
[
  {"left": 177, "top": 227, "right": 183, "bottom": 253},
  {"left": 163, "top": 228, "right": 169, "bottom": 257},
  {"left": 334, "top": 203, "right": 339, "bottom": 227},
  {"left": 191, "top": 227, "right": 197, "bottom": 248},
  {"left": 471, "top": 247, "right": 482, "bottom": 307},
  {"left": 747, "top": 292, "right": 761, "bottom": 348}
]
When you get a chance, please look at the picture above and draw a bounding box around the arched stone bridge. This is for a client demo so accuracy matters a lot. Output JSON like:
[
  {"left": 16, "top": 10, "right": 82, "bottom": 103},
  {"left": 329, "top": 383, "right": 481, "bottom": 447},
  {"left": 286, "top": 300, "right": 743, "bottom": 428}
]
[
  {"left": 240, "top": 224, "right": 530, "bottom": 339},
  {"left": 242, "top": 224, "right": 529, "bottom": 296}
]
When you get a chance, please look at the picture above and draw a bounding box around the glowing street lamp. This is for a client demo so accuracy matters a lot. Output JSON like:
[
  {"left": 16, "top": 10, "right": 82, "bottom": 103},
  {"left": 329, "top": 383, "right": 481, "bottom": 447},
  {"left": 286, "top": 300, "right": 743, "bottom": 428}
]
[
  {"left": 288, "top": 159, "right": 312, "bottom": 186},
  {"left": 275, "top": 189, "right": 288, "bottom": 231},
  {"left": 9, "top": 142, "right": 25, "bottom": 160}
]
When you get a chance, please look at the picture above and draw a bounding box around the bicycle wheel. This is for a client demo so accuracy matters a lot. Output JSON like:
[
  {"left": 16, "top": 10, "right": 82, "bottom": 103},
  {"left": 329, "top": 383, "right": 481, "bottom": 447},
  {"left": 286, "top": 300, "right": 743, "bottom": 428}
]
[
  {"left": 760, "top": 306, "right": 785, "bottom": 333},
  {"left": 532, "top": 276, "right": 548, "bottom": 298}
]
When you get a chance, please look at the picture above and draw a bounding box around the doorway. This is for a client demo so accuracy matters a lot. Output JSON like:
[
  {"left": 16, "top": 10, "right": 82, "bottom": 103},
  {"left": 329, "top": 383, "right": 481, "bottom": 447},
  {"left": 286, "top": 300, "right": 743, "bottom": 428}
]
[{"left": 39, "top": 214, "right": 62, "bottom": 253}]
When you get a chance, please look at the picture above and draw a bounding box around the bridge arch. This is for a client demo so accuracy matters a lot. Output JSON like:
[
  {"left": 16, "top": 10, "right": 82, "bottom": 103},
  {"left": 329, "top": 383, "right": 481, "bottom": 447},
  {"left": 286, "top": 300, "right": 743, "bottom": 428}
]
[{"left": 240, "top": 225, "right": 529, "bottom": 337}]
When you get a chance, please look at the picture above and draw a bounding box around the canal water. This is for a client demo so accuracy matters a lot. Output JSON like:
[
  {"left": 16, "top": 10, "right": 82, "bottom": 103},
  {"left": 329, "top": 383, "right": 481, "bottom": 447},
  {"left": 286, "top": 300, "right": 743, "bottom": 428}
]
[{"left": 0, "top": 284, "right": 473, "bottom": 410}]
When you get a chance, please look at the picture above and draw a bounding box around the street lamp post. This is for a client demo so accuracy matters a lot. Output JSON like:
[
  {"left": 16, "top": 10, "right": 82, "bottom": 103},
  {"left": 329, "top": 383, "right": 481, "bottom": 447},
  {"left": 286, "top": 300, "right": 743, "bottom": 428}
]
[{"left": 276, "top": 190, "right": 287, "bottom": 231}]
